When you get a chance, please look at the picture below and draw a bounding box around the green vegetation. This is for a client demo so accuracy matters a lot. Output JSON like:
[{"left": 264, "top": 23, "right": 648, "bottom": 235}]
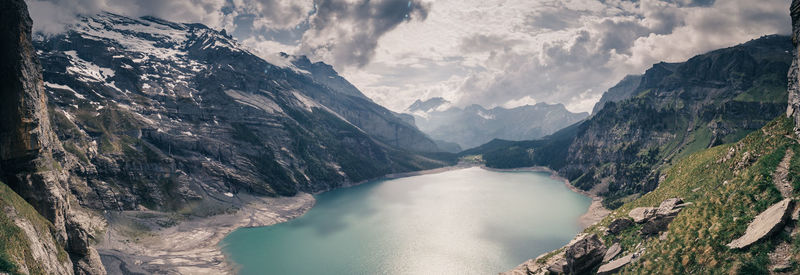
[
  {"left": 0, "top": 181, "right": 69, "bottom": 274},
  {"left": 577, "top": 116, "right": 798, "bottom": 274}
]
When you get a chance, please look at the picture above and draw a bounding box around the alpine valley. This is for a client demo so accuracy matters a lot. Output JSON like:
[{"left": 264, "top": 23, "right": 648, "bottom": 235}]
[{"left": 2, "top": 0, "right": 800, "bottom": 274}]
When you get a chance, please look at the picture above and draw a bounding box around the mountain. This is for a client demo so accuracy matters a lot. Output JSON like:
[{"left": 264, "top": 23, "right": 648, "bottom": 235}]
[
  {"left": 0, "top": 0, "right": 106, "bottom": 273},
  {"left": 31, "top": 11, "right": 453, "bottom": 215},
  {"left": 467, "top": 34, "right": 793, "bottom": 209},
  {"left": 407, "top": 99, "right": 589, "bottom": 149},
  {"left": 591, "top": 74, "right": 642, "bottom": 114}
]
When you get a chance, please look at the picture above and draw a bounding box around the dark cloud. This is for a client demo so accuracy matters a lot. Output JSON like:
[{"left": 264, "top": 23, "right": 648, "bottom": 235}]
[
  {"left": 300, "top": 0, "right": 430, "bottom": 68},
  {"left": 524, "top": 7, "right": 584, "bottom": 31},
  {"left": 459, "top": 34, "right": 520, "bottom": 54}
]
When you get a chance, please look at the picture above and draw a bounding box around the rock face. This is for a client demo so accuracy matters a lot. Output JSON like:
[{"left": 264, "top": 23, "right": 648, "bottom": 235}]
[
  {"left": 565, "top": 234, "right": 607, "bottom": 274},
  {"left": 407, "top": 98, "right": 588, "bottom": 149},
  {"left": 788, "top": 0, "right": 800, "bottom": 130},
  {"left": 34, "top": 12, "right": 449, "bottom": 213},
  {"left": 727, "top": 198, "right": 794, "bottom": 249},
  {"left": 0, "top": 0, "right": 105, "bottom": 274}
]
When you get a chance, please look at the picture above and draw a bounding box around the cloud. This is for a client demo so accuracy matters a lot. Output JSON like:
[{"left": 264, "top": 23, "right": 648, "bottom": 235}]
[
  {"left": 29, "top": 0, "right": 232, "bottom": 34},
  {"left": 298, "top": 0, "right": 431, "bottom": 68},
  {"left": 26, "top": 0, "right": 793, "bottom": 114}
]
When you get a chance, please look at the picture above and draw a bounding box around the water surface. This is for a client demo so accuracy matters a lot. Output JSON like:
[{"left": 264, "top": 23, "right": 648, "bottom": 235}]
[{"left": 221, "top": 167, "right": 591, "bottom": 274}]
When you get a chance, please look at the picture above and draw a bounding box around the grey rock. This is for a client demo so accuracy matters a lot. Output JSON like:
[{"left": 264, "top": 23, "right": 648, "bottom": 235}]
[
  {"left": 597, "top": 253, "right": 635, "bottom": 275},
  {"left": 0, "top": 0, "right": 106, "bottom": 273},
  {"left": 641, "top": 198, "right": 686, "bottom": 236},
  {"left": 603, "top": 243, "right": 621, "bottom": 262},
  {"left": 565, "top": 234, "right": 607, "bottom": 274},
  {"left": 629, "top": 207, "right": 658, "bottom": 223},
  {"left": 787, "top": 0, "right": 800, "bottom": 130},
  {"left": 727, "top": 199, "right": 794, "bottom": 249}
]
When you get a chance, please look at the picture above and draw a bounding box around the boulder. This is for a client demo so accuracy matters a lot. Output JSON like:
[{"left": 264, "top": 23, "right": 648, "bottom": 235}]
[
  {"left": 603, "top": 243, "right": 621, "bottom": 262},
  {"left": 727, "top": 199, "right": 794, "bottom": 249},
  {"left": 597, "top": 253, "right": 635, "bottom": 275},
  {"left": 607, "top": 218, "right": 634, "bottom": 235},
  {"left": 629, "top": 207, "right": 657, "bottom": 223},
  {"left": 655, "top": 198, "right": 684, "bottom": 216},
  {"left": 565, "top": 234, "right": 607, "bottom": 274}
]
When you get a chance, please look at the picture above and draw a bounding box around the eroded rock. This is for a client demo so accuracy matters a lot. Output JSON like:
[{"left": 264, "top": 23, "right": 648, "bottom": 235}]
[
  {"left": 629, "top": 207, "right": 657, "bottom": 223},
  {"left": 565, "top": 234, "right": 607, "bottom": 274},
  {"left": 727, "top": 199, "right": 794, "bottom": 249}
]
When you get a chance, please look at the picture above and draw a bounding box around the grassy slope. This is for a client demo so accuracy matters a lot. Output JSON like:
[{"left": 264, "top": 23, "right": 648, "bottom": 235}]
[
  {"left": 0, "top": 181, "right": 69, "bottom": 274},
  {"left": 570, "top": 116, "right": 799, "bottom": 274}
]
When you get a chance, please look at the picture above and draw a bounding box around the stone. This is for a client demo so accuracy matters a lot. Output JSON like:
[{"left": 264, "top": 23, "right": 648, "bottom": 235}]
[
  {"left": 603, "top": 243, "right": 621, "bottom": 262},
  {"left": 607, "top": 218, "right": 634, "bottom": 235},
  {"left": 727, "top": 199, "right": 794, "bottom": 249},
  {"left": 597, "top": 253, "right": 635, "bottom": 275},
  {"left": 565, "top": 234, "right": 607, "bottom": 274},
  {"left": 629, "top": 207, "right": 657, "bottom": 223}
]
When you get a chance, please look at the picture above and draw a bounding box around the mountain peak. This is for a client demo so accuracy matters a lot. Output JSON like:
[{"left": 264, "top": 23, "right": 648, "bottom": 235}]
[{"left": 407, "top": 97, "right": 451, "bottom": 113}]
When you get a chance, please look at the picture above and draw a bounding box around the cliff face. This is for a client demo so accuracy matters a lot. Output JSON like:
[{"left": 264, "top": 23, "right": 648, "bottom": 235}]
[
  {"left": 563, "top": 35, "right": 792, "bottom": 208},
  {"left": 0, "top": 0, "right": 105, "bottom": 274},
  {"left": 787, "top": 0, "right": 800, "bottom": 130}
]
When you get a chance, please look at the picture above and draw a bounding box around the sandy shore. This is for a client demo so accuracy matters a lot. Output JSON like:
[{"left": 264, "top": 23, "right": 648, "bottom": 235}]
[
  {"left": 481, "top": 166, "right": 611, "bottom": 229},
  {"left": 97, "top": 193, "right": 315, "bottom": 275}
]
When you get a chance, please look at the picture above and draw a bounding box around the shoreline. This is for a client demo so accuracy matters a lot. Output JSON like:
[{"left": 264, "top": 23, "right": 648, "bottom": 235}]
[{"left": 97, "top": 164, "right": 609, "bottom": 274}]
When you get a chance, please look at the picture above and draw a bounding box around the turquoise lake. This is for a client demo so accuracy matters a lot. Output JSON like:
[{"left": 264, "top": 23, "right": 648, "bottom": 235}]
[{"left": 220, "top": 167, "right": 592, "bottom": 275}]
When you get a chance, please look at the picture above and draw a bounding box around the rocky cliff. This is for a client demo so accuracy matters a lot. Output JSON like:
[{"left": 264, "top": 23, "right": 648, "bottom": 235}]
[
  {"left": 788, "top": 0, "right": 800, "bottom": 131},
  {"left": 0, "top": 0, "right": 105, "bottom": 273}
]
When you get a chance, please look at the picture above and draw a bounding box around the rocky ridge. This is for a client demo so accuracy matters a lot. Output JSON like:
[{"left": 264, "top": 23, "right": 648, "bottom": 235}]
[{"left": 0, "top": 0, "right": 105, "bottom": 273}]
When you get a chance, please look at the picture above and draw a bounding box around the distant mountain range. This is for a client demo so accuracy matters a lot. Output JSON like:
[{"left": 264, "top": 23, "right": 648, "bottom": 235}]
[{"left": 405, "top": 98, "right": 588, "bottom": 149}]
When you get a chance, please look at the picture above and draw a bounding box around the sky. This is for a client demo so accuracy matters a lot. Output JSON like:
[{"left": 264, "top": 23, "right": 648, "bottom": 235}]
[{"left": 28, "top": 0, "right": 792, "bottom": 113}]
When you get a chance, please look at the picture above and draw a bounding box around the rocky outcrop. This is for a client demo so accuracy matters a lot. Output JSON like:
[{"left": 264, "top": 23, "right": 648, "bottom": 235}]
[
  {"left": 626, "top": 198, "right": 687, "bottom": 236},
  {"left": 565, "top": 234, "right": 607, "bottom": 274},
  {"left": 787, "top": 0, "right": 800, "bottom": 130},
  {"left": 0, "top": 0, "right": 105, "bottom": 274},
  {"left": 727, "top": 198, "right": 794, "bottom": 249}
]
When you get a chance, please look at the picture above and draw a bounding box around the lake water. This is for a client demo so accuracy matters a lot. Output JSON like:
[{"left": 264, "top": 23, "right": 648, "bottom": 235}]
[{"left": 220, "top": 167, "right": 591, "bottom": 275}]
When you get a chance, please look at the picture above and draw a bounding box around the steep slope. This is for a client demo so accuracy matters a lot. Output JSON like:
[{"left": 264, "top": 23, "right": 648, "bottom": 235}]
[
  {"left": 408, "top": 99, "right": 588, "bottom": 149},
  {"left": 0, "top": 0, "right": 105, "bottom": 273},
  {"left": 470, "top": 35, "right": 792, "bottom": 208},
  {"left": 33, "top": 12, "right": 450, "bottom": 215},
  {"left": 282, "top": 53, "right": 440, "bottom": 152}
]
